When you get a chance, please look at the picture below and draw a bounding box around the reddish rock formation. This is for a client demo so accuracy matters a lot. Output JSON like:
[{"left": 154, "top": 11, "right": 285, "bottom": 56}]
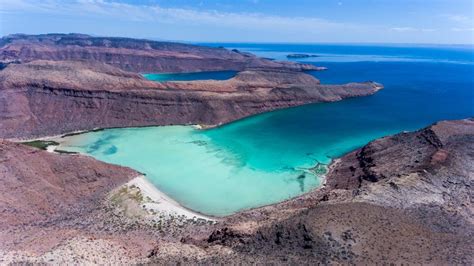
[
  {"left": 3, "top": 33, "right": 469, "bottom": 264},
  {"left": 0, "top": 34, "right": 380, "bottom": 139},
  {"left": 0, "top": 141, "right": 138, "bottom": 225},
  {"left": 1, "top": 119, "right": 471, "bottom": 264},
  {"left": 0, "top": 33, "right": 319, "bottom": 73},
  {"left": 0, "top": 140, "right": 139, "bottom": 254},
  {"left": 171, "top": 119, "right": 473, "bottom": 264},
  {"left": 0, "top": 60, "right": 382, "bottom": 139}
]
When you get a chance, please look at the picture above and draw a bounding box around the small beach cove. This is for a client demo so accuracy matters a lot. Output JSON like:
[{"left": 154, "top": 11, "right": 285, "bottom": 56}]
[{"left": 56, "top": 125, "right": 326, "bottom": 217}]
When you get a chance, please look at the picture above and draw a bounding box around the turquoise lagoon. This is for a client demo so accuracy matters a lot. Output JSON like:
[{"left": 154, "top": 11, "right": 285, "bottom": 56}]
[
  {"left": 142, "top": 70, "right": 236, "bottom": 82},
  {"left": 59, "top": 44, "right": 474, "bottom": 216}
]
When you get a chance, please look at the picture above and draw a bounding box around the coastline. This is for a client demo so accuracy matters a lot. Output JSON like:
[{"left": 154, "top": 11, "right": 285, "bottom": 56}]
[
  {"left": 40, "top": 131, "right": 216, "bottom": 221},
  {"left": 126, "top": 175, "right": 215, "bottom": 221},
  {"left": 0, "top": 32, "right": 471, "bottom": 264},
  {"left": 30, "top": 127, "right": 332, "bottom": 220}
]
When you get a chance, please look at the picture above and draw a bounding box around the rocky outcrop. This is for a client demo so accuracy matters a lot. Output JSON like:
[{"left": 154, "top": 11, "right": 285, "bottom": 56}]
[
  {"left": 4, "top": 33, "right": 469, "bottom": 264},
  {"left": 0, "top": 119, "right": 472, "bottom": 264},
  {"left": 0, "top": 33, "right": 318, "bottom": 73},
  {"left": 0, "top": 34, "right": 381, "bottom": 139},
  {"left": 168, "top": 119, "right": 473, "bottom": 264},
  {"left": 0, "top": 60, "right": 382, "bottom": 139},
  {"left": 0, "top": 140, "right": 138, "bottom": 225},
  {"left": 0, "top": 140, "right": 140, "bottom": 254}
]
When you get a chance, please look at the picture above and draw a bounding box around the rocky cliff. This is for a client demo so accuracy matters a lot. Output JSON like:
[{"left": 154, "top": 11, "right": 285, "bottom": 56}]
[
  {"left": 170, "top": 119, "right": 474, "bottom": 264},
  {"left": 0, "top": 60, "right": 381, "bottom": 139},
  {"left": 2, "top": 33, "right": 469, "bottom": 264},
  {"left": 0, "top": 33, "right": 319, "bottom": 73},
  {"left": 1, "top": 119, "right": 472, "bottom": 264}
]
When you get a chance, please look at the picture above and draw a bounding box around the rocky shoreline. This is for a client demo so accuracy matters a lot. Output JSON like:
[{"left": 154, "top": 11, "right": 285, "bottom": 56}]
[
  {"left": 0, "top": 34, "right": 382, "bottom": 140},
  {"left": 0, "top": 33, "right": 319, "bottom": 73},
  {"left": 0, "top": 59, "right": 381, "bottom": 139},
  {"left": 161, "top": 118, "right": 474, "bottom": 264},
  {"left": 0, "top": 34, "right": 472, "bottom": 264},
  {"left": 1, "top": 119, "right": 472, "bottom": 264}
]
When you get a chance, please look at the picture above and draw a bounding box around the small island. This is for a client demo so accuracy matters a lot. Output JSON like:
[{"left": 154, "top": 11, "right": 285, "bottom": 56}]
[{"left": 287, "top": 53, "right": 319, "bottom": 59}]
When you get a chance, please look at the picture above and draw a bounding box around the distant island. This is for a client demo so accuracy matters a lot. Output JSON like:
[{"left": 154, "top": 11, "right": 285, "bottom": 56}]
[{"left": 287, "top": 53, "right": 319, "bottom": 59}]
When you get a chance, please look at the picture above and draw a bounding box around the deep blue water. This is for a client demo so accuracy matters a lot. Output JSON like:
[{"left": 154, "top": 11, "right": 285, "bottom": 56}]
[
  {"left": 201, "top": 43, "right": 474, "bottom": 167},
  {"left": 61, "top": 43, "right": 474, "bottom": 216},
  {"left": 202, "top": 43, "right": 474, "bottom": 64}
]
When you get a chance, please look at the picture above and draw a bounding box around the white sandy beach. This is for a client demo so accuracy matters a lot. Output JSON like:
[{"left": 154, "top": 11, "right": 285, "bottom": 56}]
[
  {"left": 46, "top": 145, "right": 57, "bottom": 152},
  {"left": 48, "top": 134, "right": 215, "bottom": 221},
  {"left": 127, "top": 175, "right": 214, "bottom": 221}
]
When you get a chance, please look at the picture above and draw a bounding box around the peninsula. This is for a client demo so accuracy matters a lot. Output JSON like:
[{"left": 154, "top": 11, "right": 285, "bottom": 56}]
[
  {"left": 0, "top": 34, "right": 380, "bottom": 139},
  {"left": 0, "top": 34, "right": 472, "bottom": 264}
]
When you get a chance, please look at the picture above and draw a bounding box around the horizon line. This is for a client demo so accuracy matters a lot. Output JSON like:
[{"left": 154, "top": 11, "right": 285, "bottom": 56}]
[{"left": 2, "top": 32, "right": 474, "bottom": 47}]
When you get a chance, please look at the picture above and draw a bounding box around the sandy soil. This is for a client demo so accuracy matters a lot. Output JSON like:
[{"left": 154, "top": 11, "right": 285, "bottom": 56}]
[{"left": 127, "top": 175, "right": 214, "bottom": 221}]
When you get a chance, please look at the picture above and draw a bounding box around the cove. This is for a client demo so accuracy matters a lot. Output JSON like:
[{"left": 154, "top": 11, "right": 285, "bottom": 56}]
[
  {"left": 59, "top": 44, "right": 474, "bottom": 217},
  {"left": 143, "top": 70, "right": 237, "bottom": 82},
  {"left": 59, "top": 126, "right": 324, "bottom": 216}
]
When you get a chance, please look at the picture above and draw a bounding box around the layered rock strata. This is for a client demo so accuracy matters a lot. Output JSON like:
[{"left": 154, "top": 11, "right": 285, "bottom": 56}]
[
  {"left": 0, "top": 60, "right": 381, "bottom": 139},
  {"left": 0, "top": 119, "right": 472, "bottom": 264},
  {"left": 0, "top": 33, "right": 319, "bottom": 73}
]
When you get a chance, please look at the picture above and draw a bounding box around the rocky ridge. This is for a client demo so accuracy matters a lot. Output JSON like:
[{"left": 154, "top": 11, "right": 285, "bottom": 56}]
[
  {"left": 0, "top": 34, "right": 381, "bottom": 139},
  {"left": 0, "top": 33, "right": 470, "bottom": 264},
  {"left": 161, "top": 118, "right": 474, "bottom": 264},
  {"left": 0, "top": 119, "right": 472, "bottom": 264},
  {"left": 0, "top": 60, "right": 381, "bottom": 139},
  {"left": 0, "top": 33, "right": 319, "bottom": 73}
]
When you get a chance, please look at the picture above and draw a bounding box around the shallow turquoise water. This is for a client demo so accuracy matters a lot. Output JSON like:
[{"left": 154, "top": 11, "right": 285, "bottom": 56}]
[
  {"left": 143, "top": 70, "right": 236, "bottom": 82},
  {"left": 60, "top": 126, "right": 322, "bottom": 216},
  {"left": 59, "top": 44, "right": 474, "bottom": 216}
]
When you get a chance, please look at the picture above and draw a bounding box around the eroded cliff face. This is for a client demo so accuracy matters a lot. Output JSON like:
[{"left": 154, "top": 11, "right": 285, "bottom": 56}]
[
  {"left": 0, "top": 60, "right": 381, "bottom": 139},
  {"left": 0, "top": 34, "right": 381, "bottom": 139},
  {"left": 3, "top": 34, "right": 469, "bottom": 264},
  {"left": 1, "top": 119, "right": 471, "bottom": 264},
  {"left": 171, "top": 119, "right": 474, "bottom": 264},
  {"left": 0, "top": 33, "right": 319, "bottom": 73}
]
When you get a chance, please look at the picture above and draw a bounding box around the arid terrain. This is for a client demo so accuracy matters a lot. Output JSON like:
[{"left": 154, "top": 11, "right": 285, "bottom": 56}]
[
  {"left": 0, "top": 60, "right": 381, "bottom": 139},
  {"left": 0, "top": 34, "right": 472, "bottom": 264},
  {"left": 0, "top": 119, "right": 472, "bottom": 264},
  {"left": 0, "top": 33, "right": 321, "bottom": 73},
  {"left": 0, "top": 34, "right": 380, "bottom": 139}
]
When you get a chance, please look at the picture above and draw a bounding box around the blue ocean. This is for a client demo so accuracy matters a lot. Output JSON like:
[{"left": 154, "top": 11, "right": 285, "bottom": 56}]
[{"left": 60, "top": 44, "right": 474, "bottom": 216}]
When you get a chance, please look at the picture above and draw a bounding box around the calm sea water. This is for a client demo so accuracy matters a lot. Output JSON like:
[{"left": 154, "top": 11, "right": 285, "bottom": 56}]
[
  {"left": 143, "top": 70, "right": 236, "bottom": 81},
  {"left": 60, "top": 44, "right": 474, "bottom": 216}
]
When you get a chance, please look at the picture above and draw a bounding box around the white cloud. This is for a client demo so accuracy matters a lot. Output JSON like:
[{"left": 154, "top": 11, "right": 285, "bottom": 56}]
[
  {"left": 451, "top": 27, "right": 474, "bottom": 32},
  {"left": 442, "top": 14, "right": 472, "bottom": 24},
  {"left": 391, "top": 27, "right": 416, "bottom": 32},
  {"left": 0, "top": 0, "right": 367, "bottom": 33},
  {"left": 6, "top": 0, "right": 468, "bottom": 43},
  {"left": 391, "top": 27, "right": 435, "bottom": 32}
]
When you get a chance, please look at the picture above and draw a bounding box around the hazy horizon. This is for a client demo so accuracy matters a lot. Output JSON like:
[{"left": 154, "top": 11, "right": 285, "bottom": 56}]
[
  {"left": 1, "top": 0, "right": 473, "bottom": 45},
  {"left": 2, "top": 32, "right": 474, "bottom": 48}
]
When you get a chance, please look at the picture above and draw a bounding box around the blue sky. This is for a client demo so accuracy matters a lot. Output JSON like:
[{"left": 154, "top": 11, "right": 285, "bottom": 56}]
[{"left": 0, "top": 0, "right": 473, "bottom": 44}]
